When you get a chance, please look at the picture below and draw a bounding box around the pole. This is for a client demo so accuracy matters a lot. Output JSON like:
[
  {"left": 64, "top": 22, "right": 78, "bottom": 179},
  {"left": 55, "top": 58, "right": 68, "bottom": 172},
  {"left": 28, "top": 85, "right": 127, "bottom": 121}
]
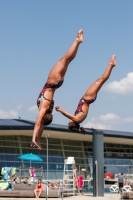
[
  {"left": 46, "top": 134, "right": 49, "bottom": 200},
  {"left": 93, "top": 129, "right": 104, "bottom": 197},
  {"left": 95, "top": 161, "right": 98, "bottom": 196}
]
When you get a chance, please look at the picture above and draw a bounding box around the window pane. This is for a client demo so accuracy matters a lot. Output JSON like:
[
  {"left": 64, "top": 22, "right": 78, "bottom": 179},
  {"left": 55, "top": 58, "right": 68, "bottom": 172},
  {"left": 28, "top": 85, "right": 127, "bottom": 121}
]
[
  {"left": 4, "top": 141, "right": 19, "bottom": 147},
  {"left": 21, "top": 143, "right": 29, "bottom": 147},
  {"left": 49, "top": 138, "right": 60, "bottom": 144},
  {"left": 48, "top": 145, "right": 61, "bottom": 150},
  {"left": 0, "top": 141, "right": 4, "bottom": 145},
  {"left": 3, "top": 136, "right": 16, "bottom": 141},
  {"left": 64, "top": 151, "right": 71, "bottom": 157},
  {"left": 55, "top": 171, "right": 63, "bottom": 180},
  {"left": 19, "top": 136, "right": 28, "bottom": 142},
  {"left": 104, "top": 159, "right": 113, "bottom": 165},
  {"left": 7, "top": 161, "right": 21, "bottom": 167},
  {"left": 0, "top": 154, "right": 6, "bottom": 161},
  {"left": 5, "top": 148, "right": 20, "bottom": 154},
  {"left": 44, "top": 171, "right": 56, "bottom": 180},
  {"left": 113, "top": 159, "right": 123, "bottom": 165},
  {"left": 0, "top": 147, "right": 5, "bottom": 153},
  {"left": 21, "top": 148, "right": 29, "bottom": 153},
  {"left": 122, "top": 159, "right": 132, "bottom": 165},
  {"left": 6, "top": 154, "right": 18, "bottom": 161},
  {"left": 70, "top": 152, "right": 79, "bottom": 157},
  {"left": 62, "top": 140, "right": 69, "bottom": 145},
  {"left": 50, "top": 150, "right": 61, "bottom": 155},
  {"left": 63, "top": 146, "right": 70, "bottom": 150},
  {"left": 0, "top": 161, "right": 7, "bottom": 168}
]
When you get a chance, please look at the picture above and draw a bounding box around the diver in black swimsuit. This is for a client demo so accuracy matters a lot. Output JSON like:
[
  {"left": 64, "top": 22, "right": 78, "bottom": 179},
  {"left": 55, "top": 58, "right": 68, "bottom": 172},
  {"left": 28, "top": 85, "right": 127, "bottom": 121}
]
[
  {"left": 31, "top": 29, "right": 84, "bottom": 150},
  {"left": 56, "top": 55, "right": 116, "bottom": 133}
]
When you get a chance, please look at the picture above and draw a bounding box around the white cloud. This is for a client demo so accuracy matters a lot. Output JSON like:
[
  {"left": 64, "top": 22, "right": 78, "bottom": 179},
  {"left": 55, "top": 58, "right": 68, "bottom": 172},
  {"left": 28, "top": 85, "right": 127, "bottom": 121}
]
[
  {"left": 105, "top": 72, "right": 133, "bottom": 94},
  {"left": 84, "top": 113, "right": 121, "bottom": 130},
  {"left": 84, "top": 121, "right": 111, "bottom": 129},
  {"left": 0, "top": 109, "right": 18, "bottom": 118},
  {"left": 16, "top": 104, "right": 23, "bottom": 110},
  {"left": 100, "top": 113, "right": 120, "bottom": 121},
  {"left": 28, "top": 105, "right": 38, "bottom": 112},
  {"left": 124, "top": 117, "right": 133, "bottom": 123}
]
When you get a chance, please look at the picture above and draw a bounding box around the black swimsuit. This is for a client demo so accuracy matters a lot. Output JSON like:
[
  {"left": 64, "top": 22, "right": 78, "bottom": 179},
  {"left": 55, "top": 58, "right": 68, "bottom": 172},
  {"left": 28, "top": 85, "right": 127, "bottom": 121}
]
[
  {"left": 75, "top": 96, "right": 96, "bottom": 115},
  {"left": 37, "top": 79, "right": 64, "bottom": 108}
]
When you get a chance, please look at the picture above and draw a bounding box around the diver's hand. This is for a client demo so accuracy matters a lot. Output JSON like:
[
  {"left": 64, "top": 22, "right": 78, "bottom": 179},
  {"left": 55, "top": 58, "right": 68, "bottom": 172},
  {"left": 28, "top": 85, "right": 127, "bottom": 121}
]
[{"left": 55, "top": 106, "right": 62, "bottom": 112}]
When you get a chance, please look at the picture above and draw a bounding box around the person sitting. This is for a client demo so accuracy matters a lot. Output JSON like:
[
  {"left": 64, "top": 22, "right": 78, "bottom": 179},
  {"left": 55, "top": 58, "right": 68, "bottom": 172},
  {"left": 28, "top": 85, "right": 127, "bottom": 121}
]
[
  {"left": 125, "top": 178, "right": 130, "bottom": 185},
  {"left": 34, "top": 179, "right": 43, "bottom": 198},
  {"left": 12, "top": 174, "right": 21, "bottom": 184},
  {"left": 49, "top": 181, "right": 59, "bottom": 190},
  {"left": 64, "top": 173, "right": 68, "bottom": 188},
  {"left": 21, "top": 177, "right": 29, "bottom": 184}
]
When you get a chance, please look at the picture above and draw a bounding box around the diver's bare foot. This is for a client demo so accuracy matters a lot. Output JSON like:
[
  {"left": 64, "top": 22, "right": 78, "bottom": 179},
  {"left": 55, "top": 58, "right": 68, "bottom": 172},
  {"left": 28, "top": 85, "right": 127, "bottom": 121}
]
[
  {"left": 76, "top": 29, "right": 83, "bottom": 43},
  {"left": 36, "top": 141, "right": 42, "bottom": 150},
  {"left": 30, "top": 141, "right": 42, "bottom": 150},
  {"left": 109, "top": 55, "right": 116, "bottom": 67}
]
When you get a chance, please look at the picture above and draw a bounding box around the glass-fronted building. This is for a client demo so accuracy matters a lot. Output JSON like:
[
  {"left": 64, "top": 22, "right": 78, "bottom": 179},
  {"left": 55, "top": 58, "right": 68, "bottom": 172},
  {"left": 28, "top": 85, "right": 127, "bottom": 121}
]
[{"left": 0, "top": 119, "right": 133, "bottom": 180}]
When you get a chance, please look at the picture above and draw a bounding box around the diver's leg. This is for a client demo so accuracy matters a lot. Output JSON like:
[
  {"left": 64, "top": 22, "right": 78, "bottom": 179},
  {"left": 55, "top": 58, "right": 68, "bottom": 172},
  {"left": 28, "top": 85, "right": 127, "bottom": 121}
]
[
  {"left": 84, "top": 55, "right": 116, "bottom": 100},
  {"left": 47, "top": 29, "right": 83, "bottom": 84}
]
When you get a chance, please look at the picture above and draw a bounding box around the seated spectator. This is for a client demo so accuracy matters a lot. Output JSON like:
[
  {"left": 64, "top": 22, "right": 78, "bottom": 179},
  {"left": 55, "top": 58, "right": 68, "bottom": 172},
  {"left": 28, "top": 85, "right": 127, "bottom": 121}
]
[
  {"left": 64, "top": 173, "right": 68, "bottom": 188},
  {"left": 12, "top": 174, "right": 21, "bottom": 184},
  {"left": 12, "top": 174, "right": 17, "bottom": 182},
  {"left": 129, "top": 182, "right": 133, "bottom": 188},
  {"left": 114, "top": 182, "right": 118, "bottom": 185},
  {"left": 125, "top": 178, "right": 130, "bottom": 185},
  {"left": 34, "top": 179, "right": 43, "bottom": 198},
  {"left": 21, "top": 177, "right": 29, "bottom": 184},
  {"left": 49, "top": 181, "right": 59, "bottom": 190}
]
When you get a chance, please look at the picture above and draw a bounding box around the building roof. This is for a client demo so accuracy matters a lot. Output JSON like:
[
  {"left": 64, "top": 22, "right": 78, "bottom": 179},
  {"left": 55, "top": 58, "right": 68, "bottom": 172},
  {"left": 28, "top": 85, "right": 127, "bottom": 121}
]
[{"left": 0, "top": 119, "right": 133, "bottom": 140}]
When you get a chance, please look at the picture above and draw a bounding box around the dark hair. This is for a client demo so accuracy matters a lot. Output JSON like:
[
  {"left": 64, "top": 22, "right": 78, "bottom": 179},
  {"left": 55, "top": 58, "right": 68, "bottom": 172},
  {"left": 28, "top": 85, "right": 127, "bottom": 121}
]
[
  {"left": 80, "top": 127, "right": 86, "bottom": 135},
  {"left": 68, "top": 124, "right": 86, "bottom": 135},
  {"left": 41, "top": 113, "right": 53, "bottom": 126},
  {"left": 38, "top": 179, "right": 42, "bottom": 184},
  {"left": 68, "top": 123, "right": 80, "bottom": 132},
  {"left": 48, "top": 100, "right": 54, "bottom": 113}
]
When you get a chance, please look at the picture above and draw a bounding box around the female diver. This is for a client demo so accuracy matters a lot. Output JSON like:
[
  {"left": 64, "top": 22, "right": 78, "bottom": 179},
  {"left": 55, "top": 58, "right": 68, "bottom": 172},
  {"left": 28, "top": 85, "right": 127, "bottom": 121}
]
[
  {"left": 31, "top": 29, "right": 84, "bottom": 149},
  {"left": 55, "top": 55, "right": 116, "bottom": 133}
]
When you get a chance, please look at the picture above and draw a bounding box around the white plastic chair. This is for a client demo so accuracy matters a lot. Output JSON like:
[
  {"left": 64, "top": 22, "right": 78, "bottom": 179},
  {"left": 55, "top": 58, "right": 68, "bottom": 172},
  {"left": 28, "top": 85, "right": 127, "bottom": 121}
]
[
  {"left": 122, "top": 185, "right": 132, "bottom": 192},
  {"left": 121, "top": 185, "right": 132, "bottom": 199},
  {"left": 109, "top": 185, "right": 119, "bottom": 199}
]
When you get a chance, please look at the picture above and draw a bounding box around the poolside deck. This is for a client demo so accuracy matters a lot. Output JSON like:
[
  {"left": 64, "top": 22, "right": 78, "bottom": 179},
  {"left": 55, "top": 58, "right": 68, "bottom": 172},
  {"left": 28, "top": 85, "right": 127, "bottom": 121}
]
[{"left": 0, "top": 184, "right": 78, "bottom": 198}]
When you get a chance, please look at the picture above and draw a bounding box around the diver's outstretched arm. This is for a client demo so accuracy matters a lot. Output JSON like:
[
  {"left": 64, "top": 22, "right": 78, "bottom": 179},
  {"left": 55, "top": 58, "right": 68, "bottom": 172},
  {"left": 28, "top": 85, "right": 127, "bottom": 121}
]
[
  {"left": 55, "top": 106, "right": 79, "bottom": 122},
  {"left": 31, "top": 107, "right": 47, "bottom": 150}
]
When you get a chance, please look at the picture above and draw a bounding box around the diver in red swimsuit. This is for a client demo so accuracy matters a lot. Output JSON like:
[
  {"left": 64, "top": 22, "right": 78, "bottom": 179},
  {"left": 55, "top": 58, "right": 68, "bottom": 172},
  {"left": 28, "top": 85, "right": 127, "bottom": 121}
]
[
  {"left": 31, "top": 29, "right": 84, "bottom": 149},
  {"left": 56, "top": 55, "right": 116, "bottom": 133},
  {"left": 34, "top": 179, "right": 43, "bottom": 198}
]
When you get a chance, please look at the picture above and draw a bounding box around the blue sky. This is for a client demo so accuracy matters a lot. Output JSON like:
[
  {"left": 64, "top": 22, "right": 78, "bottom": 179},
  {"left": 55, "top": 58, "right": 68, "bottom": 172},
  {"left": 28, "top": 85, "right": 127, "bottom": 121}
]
[{"left": 0, "top": 0, "right": 133, "bottom": 132}]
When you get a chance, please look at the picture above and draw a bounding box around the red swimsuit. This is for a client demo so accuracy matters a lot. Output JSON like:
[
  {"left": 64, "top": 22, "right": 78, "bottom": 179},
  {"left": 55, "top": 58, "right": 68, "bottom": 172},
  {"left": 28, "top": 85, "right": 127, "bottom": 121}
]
[
  {"left": 37, "top": 79, "right": 64, "bottom": 107},
  {"left": 75, "top": 96, "right": 96, "bottom": 115},
  {"left": 37, "top": 184, "right": 42, "bottom": 189}
]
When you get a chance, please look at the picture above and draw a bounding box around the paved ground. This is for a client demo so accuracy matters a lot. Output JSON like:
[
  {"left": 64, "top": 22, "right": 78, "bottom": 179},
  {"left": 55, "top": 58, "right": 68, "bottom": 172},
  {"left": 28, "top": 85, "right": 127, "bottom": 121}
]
[{"left": 0, "top": 193, "right": 121, "bottom": 200}]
